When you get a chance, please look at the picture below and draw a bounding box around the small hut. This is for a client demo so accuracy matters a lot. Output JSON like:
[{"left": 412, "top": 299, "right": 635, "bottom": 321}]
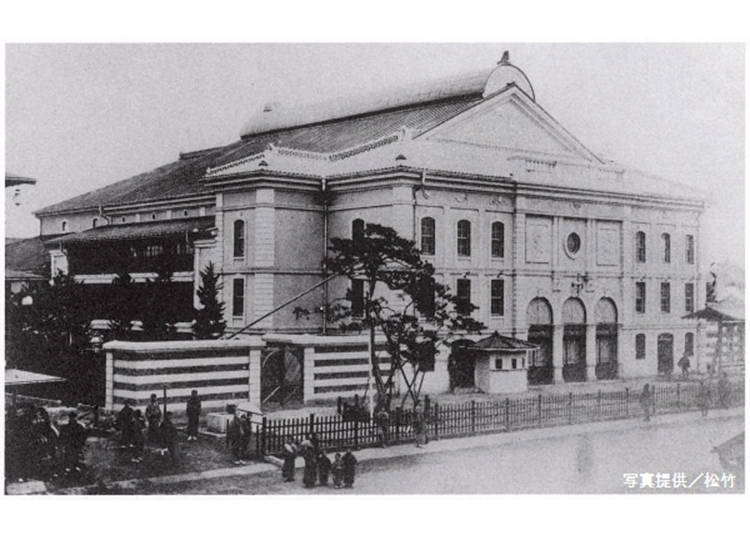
[
  {"left": 683, "top": 295, "right": 744, "bottom": 375},
  {"left": 471, "top": 332, "right": 537, "bottom": 394}
]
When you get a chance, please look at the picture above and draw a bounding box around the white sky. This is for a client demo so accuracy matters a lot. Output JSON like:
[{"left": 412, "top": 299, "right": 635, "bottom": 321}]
[{"left": 4, "top": 43, "right": 745, "bottom": 267}]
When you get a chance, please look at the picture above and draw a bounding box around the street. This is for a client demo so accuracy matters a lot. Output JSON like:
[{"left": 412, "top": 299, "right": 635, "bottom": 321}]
[{"left": 150, "top": 413, "right": 743, "bottom": 494}]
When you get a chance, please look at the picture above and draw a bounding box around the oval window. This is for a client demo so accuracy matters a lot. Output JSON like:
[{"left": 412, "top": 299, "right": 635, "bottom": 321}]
[{"left": 566, "top": 232, "right": 581, "bottom": 256}]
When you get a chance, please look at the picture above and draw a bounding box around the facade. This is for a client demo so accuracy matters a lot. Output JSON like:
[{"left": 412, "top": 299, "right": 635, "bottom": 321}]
[{"left": 36, "top": 53, "right": 707, "bottom": 391}]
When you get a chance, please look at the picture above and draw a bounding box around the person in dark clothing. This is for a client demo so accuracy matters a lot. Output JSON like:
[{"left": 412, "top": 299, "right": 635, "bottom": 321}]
[
  {"left": 317, "top": 449, "right": 332, "bottom": 486},
  {"left": 186, "top": 390, "right": 201, "bottom": 441},
  {"left": 303, "top": 447, "right": 317, "bottom": 488},
  {"left": 639, "top": 384, "right": 652, "bottom": 422},
  {"left": 117, "top": 402, "right": 135, "bottom": 447},
  {"left": 145, "top": 394, "right": 162, "bottom": 443},
  {"left": 59, "top": 412, "right": 86, "bottom": 473},
  {"left": 376, "top": 407, "right": 390, "bottom": 447},
  {"left": 281, "top": 437, "right": 297, "bottom": 482},
  {"left": 226, "top": 409, "right": 243, "bottom": 463},
  {"left": 131, "top": 409, "right": 146, "bottom": 462},
  {"left": 678, "top": 354, "right": 691, "bottom": 378},
  {"left": 239, "top": 414, "right": 253, "bottom": 459},
  {"left": 331, "top": 452, "right": 344, "bottom": 488},
  {"left": 160, "top": 412, "right": 178, "bottom": 465},
  {"left": 342, "top": 449, "right": 357, "bottom": 488}
]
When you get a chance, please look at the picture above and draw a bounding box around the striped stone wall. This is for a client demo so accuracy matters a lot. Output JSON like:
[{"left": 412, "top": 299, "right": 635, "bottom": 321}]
[{"left": 103, "top": 338, "right": 265, "bottom": 412}]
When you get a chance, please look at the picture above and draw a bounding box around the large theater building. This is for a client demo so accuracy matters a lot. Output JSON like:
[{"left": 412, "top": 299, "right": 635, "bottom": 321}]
[{"left": 37, "top": 53, "right": 706, "bottom": 393}]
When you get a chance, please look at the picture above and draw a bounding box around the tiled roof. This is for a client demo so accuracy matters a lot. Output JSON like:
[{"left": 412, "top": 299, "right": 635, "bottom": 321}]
[
  {"left": 49, "top": 216, "right": 215, "bottom": 245},
  {"left": 36, "top": 95, "right": 481, "bottom": 216},
  {"left": 5, "top": 236, "right": 49, "bottom": 276},
  {"left": 472, "top": 331, "right": 538, "bottom": 351}
]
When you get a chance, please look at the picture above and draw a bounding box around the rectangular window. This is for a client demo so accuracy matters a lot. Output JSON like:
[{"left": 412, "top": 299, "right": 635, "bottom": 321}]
[
  {"left": 233, "top": 220, "right": 245, "bottom": 258},
  {"left": 511, "top": 358, "right": 517, "bottom": 370},
  {"left": 456, "top": 278, "right": 471, "bottom": 314},
  {"left": 686, "top": 235, "right": 695, "bottom": 264},
  {"left": 660, "top": 282, "right": 671, "bottom": 313},
  {"left": 232, "top": 278, "right": 244, "bottom": 317},
  {"left": 635, "top": 282, "right": 646, "bottom": 313},
  {"left": 635, "top": 334, "right": 646, "bottom": 360},
  {"left": 351, "top": 279, "right": 365, "bottom": 317},
  {"left": 457, "top": 220, "right": 471, "bottom": 257},
  {"left": 635, "top": 232, "right": 646, "bottom": 263},
  {"left": 490, "top": 279, "right": 504, "bottom": 316},
  {"left": 491, "top": 222, "right": 505, "bottom": 258},
  {"left": 495, "top": 358, "right": 503, "bottom": 370},
  {"left": 420, "top": 217, "right": 435, "bottom": 256},
  {"left": 685, "top": 283, "right": 695, "bottom": 313}
]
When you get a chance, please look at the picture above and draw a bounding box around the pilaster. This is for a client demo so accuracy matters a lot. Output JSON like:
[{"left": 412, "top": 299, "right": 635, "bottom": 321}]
[
  {"left": 552, "top": 324, "right": 564, "bottom": 383},
  {"left": 586, "top": 323, "right": 597, "bottom": 381}
]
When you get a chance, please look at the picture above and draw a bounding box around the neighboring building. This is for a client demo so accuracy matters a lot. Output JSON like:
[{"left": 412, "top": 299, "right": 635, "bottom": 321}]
[
  {"left": 5, "top": 173, "right": 47, "bottom": 295},
  {"left": 36, "top": 53, "right": 707, "bottom": 387}
]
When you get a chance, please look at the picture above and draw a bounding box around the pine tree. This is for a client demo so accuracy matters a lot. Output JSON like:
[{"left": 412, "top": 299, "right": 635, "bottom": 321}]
[
  {"left": 109, "top": 267, "right": 136, "bottom": 340},
  {"left": 193, "top": 262, "right": 226, "bottom": 339},
  {"left": 140, "top": 256, "right": 177, "bottom": 340}
]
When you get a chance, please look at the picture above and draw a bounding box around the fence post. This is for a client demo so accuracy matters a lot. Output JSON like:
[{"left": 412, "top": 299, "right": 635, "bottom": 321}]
[
  {"left": 395, "top": 407, "right": 401, "bottom": 442},
  {"left": 537, "top": 394, "right": 542, "bottom": 426},
  {"left": 504, "top": 397, "right": 510, "bottom": 431},
  {"left": 625, "top": 387, "right": 629, "bottom": 418},
  {"left": 597, "top": 390, "right": 602, "bottom": 421},
  {"left": 260, "top": 416, "right": 267, "bottom": 456},
  {"left": 433, "top": 403, "right": 439, "bottom": 440},
  {"left": 354, "top": 417, "right": 359, "bottom": 450},
  {"left": 651, "top": 384, "right": 656, "bottom": 416},
  {"left": 309, "top": 413, "right": 315, "bottom": 436},
  {"left": 337, "top": 396, "right": 342, "bottom": 415},
  {"left": 471, "top": 400, "right": 476, "bottom": 434},
  {"left": 568, "top": 392, "right": 573, "bottom": 424},
  {"left": 676, "top": 382, "right": 681, "bottom": 408}
]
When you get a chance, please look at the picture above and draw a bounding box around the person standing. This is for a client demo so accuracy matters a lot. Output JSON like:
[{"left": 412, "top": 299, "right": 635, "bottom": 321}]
[
  {"left": 240, "top": 414, "right": 253, "bottom": 459},
  {"left": 160, "top": 411, "right": 178, "bottom": 465},
  {"left": 317, "top": 449, "right": 332, "bottom": 486},
  {"left": 186, "top": 390, "right": 201, "bottom": 441},
  {"left": 303, "top": 446, "right": 317, "bottom": 488},
  {"left": 414, "top": 406, "right": 427, "bottom": 448},
  {"left": 226, "top": 408, "right": 242, "bottom": 463},
  {"left": 331, "top": 452, "right": 344, "bottom": 488},
  {"left": 59, "top": 412, "right": 87, "bottom": 473},
  {"left": 342, "top": 448, "right": 358, "bottom": 488},
  {"left": 639, "top": 384, "right": 652, "bottom": 422},
  {"left": 678, "top": 354, "right": 691, "bottom": 378},
  {"left": 145, "top": 394, "right": 162, "bottom": 443},
  {"left": 117, "top": 401, "right": 135, "bottom": 448},
  {"left": 131, "top": 409, "right": 146, "bottom": 462},
  {"left": 281, "top": 436, "right": 297, "bottom": 482},
  {"left": 376, "top": 407, "right": 390, "bottom": 448}
]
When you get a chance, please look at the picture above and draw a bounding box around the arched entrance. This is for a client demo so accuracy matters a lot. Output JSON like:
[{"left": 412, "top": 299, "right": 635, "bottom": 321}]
[
  {"left": 526, "top": 298, "right": 554, "bottom": 385},
  {"left": 595, "top": 298, "right": 618, "bottom": 380},
  {"left": 657, "top": 333, "right": 674, "bottom": 377},
  {"left": 448, "top": 339, "right": 477, "bottom": 390},
  {"left": 562, "top": 298, "right": 587, "bottom": 382}
]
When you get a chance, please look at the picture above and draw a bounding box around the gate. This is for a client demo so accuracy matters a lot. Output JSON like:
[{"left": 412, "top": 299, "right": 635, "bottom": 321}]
[{"left": 260, "top": 345, "right": 304, "bottom": 407}]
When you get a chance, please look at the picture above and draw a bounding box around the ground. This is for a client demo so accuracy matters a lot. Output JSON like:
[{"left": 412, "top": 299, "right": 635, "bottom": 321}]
[{"left": 131, "top": 413, "right": 744, "bottom": 494}]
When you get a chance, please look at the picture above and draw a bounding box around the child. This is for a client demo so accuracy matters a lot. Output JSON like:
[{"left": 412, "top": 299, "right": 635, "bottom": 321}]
[{"left": 331, "top": 452, "right": 344, "bottom": 488}]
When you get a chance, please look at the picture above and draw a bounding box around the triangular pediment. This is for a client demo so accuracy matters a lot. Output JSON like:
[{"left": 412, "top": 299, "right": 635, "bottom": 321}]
[{"left": 419, "top": 86, "right": 602, "bottom": 163}]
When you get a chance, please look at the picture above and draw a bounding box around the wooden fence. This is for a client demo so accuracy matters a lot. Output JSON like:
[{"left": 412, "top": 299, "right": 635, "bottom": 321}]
[{"left": 256, "top": 379, "right": 744, "bottom": 457}]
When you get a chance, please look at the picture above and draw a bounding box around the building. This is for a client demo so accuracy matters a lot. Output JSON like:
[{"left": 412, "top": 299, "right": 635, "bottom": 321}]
[{"left": 36, "top": 52, "right": 707, "bottom": 394}]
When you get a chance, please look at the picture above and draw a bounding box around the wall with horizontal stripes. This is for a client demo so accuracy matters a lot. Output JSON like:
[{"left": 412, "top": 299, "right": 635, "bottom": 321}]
[{"left": 103, "top": 338, "right": 265, "bottom": 413}]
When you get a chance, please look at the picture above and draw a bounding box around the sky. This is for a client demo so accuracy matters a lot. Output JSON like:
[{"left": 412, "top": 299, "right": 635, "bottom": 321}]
[{"left": 4, "top": 43, "right": 745, "bottom": 268}]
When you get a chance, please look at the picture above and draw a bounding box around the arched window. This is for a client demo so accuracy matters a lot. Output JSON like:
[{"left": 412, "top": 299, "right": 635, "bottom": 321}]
[
  {"left": 457, "top": 220, "right": 471, "bottom": 257},
  {"left": 61, "top": 220, "right": 68, "bottom": 232},
  {"left": 635, "top": 231, "right": 646, "bottom": 263},
  {"left": 635, "top": 334, "right": 646, "bottom": 360},
  {"left": 92, "top": 217, "right": 98, "bottom": 228},
  {"left": 352, "top": 219, "right": 365, "bottom": 242},
  {"left": 491, "top": 222, "right": 505, "bottom": 258},
  {"left": 661, "top": 233, "right": 671, "bottom": 263},
  {"left": 684, "top": 332, "right": 694, "bottom": 356},
  {"left": 233, "top": 219, "right": 245, "bottom": 258},
  {"left": 420, "top": 217, "right": 435, "bottom": 255}
]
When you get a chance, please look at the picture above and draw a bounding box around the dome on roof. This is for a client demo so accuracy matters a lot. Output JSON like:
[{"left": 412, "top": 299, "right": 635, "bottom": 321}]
[{"left": 483, "top": 51, "right": 535, "bottom": 100}]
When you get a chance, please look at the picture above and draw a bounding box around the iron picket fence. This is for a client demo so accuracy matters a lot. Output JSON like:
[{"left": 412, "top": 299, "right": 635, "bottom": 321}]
[{"left": 257, "top": 379, "right": 744, "bottom": 458}]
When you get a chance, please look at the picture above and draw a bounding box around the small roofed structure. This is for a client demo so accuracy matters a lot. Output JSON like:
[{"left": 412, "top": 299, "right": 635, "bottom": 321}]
[
  {"left": 684, "top": 295, "right": 744, "bottom": 375},
  {"left": 471, "top": 332, "right": 537, "bottom": 394}
]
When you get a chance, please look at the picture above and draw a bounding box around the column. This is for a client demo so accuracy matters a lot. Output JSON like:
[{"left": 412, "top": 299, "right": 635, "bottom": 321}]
[
  {"left": 248, "top": 346, "right": 262, "bottom": 407},
  {"left": 586, "top": 323, "right": 597, "bottom": 381},
  {"left": 303, "top": 346, "right": 316, "bottom": 403},
  {"left": 553, "top": 325, "right": 564, "bottom": 383},
  {"left": 105, "top": 351, "right": 114, "bottom": 411}
]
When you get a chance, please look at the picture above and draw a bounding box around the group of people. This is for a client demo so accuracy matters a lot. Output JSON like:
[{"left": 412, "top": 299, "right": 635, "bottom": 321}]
[
  {"left": 5, "top": 404, "right": 88, "bottom": 482},
  {"left": 639, "top": 372, "right": 733, "bottom": 422},
  {"left": 225, "top": 407, "right": 254, "bottom": 462},
  {"left": 282, "top": 434, "right": 358, "bottom": 489},
  {"left": 116, "top": 390, "right": 202, "bottom": 465}
]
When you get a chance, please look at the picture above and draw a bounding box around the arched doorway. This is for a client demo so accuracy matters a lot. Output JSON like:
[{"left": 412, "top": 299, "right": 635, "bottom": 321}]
[
  {"left": 562, "top": 298, "right": 587, "bottom": 382},
  {"left": 448, "top": 339, "right": 477, "bottom": 390},
  {"left": 526, "top": 298, "right": 553, "bottom": 385},
  {"left": 595, "top": 298, "right": 618, "bottom": 380},
  {"left": 657, "top": 333, "right": 674, "bottom": 376}
]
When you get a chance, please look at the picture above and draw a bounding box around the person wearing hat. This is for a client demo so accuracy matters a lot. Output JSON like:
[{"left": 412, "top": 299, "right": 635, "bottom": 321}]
[
  {"left": 281, "top": 436, "right": 298, "bottom": 482},
  {"left": 59, "top": 412, "right": 87, "bottom": 473},
  {"left": 145, "top": 393, "right": 162, "bottom": 443},
  {"left": 342, "top": 448, "right": 358, "bottom": 488},
  {"left": 186, "top": 390, "right": 201, "bottom": 441}
]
